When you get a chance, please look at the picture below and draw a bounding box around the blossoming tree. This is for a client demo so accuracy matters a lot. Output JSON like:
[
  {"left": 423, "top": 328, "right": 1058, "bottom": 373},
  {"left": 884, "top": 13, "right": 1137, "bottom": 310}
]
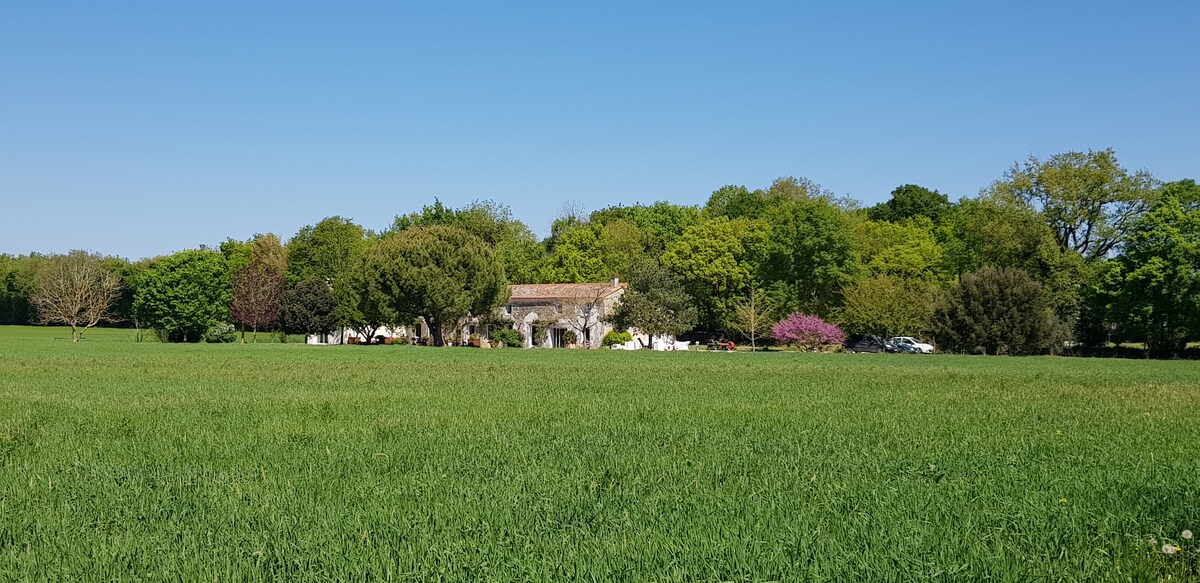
[{"left": 771, "top": 312, "right": 846, "bottom": 351}]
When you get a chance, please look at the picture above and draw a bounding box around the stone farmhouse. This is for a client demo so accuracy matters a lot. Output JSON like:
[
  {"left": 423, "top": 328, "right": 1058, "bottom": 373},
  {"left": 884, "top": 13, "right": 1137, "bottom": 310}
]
[
  {"left": 501, "top": 278, "right": 626, "bottom": 348},
  {"left": 307, "top": 278, "right": 627, "bottom": 348}
]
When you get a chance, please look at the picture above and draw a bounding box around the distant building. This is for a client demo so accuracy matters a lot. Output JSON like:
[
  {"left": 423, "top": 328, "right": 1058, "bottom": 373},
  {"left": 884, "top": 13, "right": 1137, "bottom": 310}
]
[
  {"left": 502, "top": 278, "right": 626, "bottom": 348},
  {"left": 306, "top": 278, "right": 629, "bottom": 348}
]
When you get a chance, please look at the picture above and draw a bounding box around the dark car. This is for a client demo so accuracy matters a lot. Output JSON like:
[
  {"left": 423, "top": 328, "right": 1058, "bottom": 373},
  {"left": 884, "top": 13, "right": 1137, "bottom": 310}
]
[{"left": 844, "top": 334, "right": 890, "bottom": 353}]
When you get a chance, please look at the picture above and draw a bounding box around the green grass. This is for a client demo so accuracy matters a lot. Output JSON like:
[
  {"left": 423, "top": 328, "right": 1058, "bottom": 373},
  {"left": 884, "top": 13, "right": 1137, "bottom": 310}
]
[{"left": 2, "top": 326, "right": 1199, "bottom": 581}]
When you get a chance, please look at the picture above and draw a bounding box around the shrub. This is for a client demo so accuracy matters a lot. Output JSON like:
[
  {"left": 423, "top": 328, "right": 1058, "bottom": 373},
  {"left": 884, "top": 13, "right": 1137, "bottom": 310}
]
[
  {"left": 931, "top": 266, "right": 1060, "bottom": 355},
  {"left": 203, "top": 323, "right": 237, "bottom": 344},
  {"left": 491, "top": 328, "right": 523, "bottom": 348},
  {"left": 602, "top": 330, "right": 632, "bottom": 347},
  {"left": 563, "top": 330, "right": 578, "bottom": 345},
  {"left": 771, "top": 312, "right": 846, "bottom": 351}
]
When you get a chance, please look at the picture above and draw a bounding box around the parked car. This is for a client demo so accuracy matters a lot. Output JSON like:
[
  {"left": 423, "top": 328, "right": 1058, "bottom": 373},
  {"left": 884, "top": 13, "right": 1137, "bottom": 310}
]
[
  {"left": 844, "top": 334, "right": 890, "bottom": 353},
  {"left": 890, "top": 336, "right": 934, "bottom": 354}
]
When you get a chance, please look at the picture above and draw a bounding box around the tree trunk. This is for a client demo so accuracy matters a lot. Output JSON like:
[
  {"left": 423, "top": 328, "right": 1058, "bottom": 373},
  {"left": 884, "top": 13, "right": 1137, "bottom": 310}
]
[
  {"left": 252, "top": 325, "right": 258, "bottom": 343},
  {"left": 71, "top": 324, "right": 79, "bottom": 343},
  {"left": 430, "top": 321, "right": 445, "bottom": 347}
]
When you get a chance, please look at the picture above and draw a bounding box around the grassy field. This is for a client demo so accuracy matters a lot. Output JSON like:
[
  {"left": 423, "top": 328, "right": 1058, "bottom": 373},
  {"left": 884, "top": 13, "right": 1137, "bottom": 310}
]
[{"left": 2, "top": 326, "right": 1199, "bottom": 581}]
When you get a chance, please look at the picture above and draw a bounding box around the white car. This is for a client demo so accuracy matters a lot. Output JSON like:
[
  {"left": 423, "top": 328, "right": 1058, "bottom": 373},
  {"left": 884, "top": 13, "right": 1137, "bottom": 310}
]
[{"left": 890, "top": 336, "right": 935, "bottom": 354}]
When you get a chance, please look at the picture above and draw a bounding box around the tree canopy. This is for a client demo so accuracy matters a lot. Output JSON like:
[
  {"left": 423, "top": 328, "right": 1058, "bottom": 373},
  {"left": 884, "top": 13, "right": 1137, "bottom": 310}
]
[
  {"left": 133, "top": 250, "right": 231, "bottom": 342},
  {"left": 363, "top": 225, "right": 508, "bottom": 346},
  {"left": 605, "top": 260, "right": 696, "bottom": 339}
]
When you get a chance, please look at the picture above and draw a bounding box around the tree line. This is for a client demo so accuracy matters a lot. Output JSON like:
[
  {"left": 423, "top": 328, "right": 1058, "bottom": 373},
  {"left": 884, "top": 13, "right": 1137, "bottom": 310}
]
[{"left": 3, "top": 148, "right": 1197, "bottom": 357}]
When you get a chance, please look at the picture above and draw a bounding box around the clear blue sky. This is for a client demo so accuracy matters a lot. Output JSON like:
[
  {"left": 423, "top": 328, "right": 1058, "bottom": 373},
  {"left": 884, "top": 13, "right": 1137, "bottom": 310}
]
[{"left": 2, "top": 1, "right": 1197, "bottom": 260}]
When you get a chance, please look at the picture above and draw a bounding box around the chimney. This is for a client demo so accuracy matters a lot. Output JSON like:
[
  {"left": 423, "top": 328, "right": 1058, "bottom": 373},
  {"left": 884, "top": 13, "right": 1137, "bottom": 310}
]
[{"left": 611, "top": 276, "right": 619, "bottom": 287}]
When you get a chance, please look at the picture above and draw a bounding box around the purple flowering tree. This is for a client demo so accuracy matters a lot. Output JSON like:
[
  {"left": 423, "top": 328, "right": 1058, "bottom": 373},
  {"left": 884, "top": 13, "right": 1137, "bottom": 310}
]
[{"left": 771, "top": 312, "right": 846, "bottom": 351}]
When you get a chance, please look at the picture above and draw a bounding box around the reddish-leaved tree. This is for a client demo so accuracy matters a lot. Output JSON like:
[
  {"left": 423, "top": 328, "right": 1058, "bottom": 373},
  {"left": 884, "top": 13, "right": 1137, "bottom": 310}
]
[{"left": 230, "top": 260, "right": 284, "bottom": 342}]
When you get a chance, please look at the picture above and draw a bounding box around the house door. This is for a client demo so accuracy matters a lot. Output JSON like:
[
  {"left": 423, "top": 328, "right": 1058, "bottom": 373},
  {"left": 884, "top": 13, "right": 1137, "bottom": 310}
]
[{"left": 551, "top": 328, "right": 565, "bottom": 348}]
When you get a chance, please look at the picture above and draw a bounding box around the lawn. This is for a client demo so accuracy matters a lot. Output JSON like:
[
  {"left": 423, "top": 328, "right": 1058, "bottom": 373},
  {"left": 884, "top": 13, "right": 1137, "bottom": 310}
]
[{"left": 1, "top": 326, "right": 1198, "bottom": 581}]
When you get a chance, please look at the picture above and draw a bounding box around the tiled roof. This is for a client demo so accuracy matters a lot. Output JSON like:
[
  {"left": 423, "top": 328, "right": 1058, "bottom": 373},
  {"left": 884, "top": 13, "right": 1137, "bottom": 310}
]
[{"left": 509, "top": 282, "right": 625, "bottom": 300}]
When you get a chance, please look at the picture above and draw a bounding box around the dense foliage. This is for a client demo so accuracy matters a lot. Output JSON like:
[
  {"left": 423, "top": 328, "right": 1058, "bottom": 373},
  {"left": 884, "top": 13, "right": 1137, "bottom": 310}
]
[
  {"left": 604, "top": 260, "right": 696, "bottom": 339},
  {"left": 490, "top": 327, "right": 523, "bottom": 348},
  {"left": 3, "top": 148, "right": 1197, "bottom": 356},
  {"left": 281, "top": 277, "right": 340, "bottom": 338},
  {"left": 132, "top": 250, "right": 231, "bottom": 343},
  {"left": 932, "top": 267, "right": 1060, "bottom": 355},
  {"left": 358, "top": 225, "right": 508, "bottom": 346}
]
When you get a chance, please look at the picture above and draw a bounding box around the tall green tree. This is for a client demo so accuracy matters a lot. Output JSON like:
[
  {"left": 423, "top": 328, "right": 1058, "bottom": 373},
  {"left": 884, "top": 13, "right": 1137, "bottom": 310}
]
[
  {"left": 363, "top": 225, "right": 508, "bottom": 346},
  {"left": 1108, "top": 181, "right": 1200, "bottom": 357},
  {"left": 286, "top": 217, "right": 369, "bottom": 337},
  {"left": 662, "top": 216, "right": 769, "bottom": 331},
  {"left": 704, "top": 185, "right": 769, "bottom": 220},
  {"left": 852, "top": 217, "right": 948, "bottom": 281},
  {"left": 535, "top": 219, "right": 651, "bottom": 283},
  {"left": 762, "top": 198, "right": 860, "bottom": 315},
  {"left": 942, "top": 195, "right": 1084, "bottom": 318},
  {"left": 286, "top": 216, "right": 367, "bottom": 284},
  {"left": 0, "top": 254, "right": 45, "bottom": 325},
  {"left": 133, "top": 250, "right": 231, "bottom": 342},
  {"left": 391, "top": 199, "right": 543, "bottom": 284},
  {"left": 339, "top": 238, "right": 395, "bottom": 344},
  {"left": 866, "top": 184, "right": 952, "bottom": 224},
  {"left": 839, "top": 275, "right": 937, "bottom": 338},
  {"left": 989, "top": 148, "right": 1158, "bottom": 260},
  {"left": 281, "top": 277, "right": 340, "bottom": 339},
  {"left": 590, "top": 201, "right": 700, "bottom": 253},
  {"left": 250, "top": 233, "right": 288, "bottom": 277},
  {"left": 605, "top": 260, "right": 696, "bottom": 339}
]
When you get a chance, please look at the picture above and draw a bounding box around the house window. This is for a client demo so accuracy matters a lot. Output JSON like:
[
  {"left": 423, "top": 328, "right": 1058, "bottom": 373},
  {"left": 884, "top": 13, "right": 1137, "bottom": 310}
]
[{"left": 504, "top": 304, "right": 513, "bottom": 315}]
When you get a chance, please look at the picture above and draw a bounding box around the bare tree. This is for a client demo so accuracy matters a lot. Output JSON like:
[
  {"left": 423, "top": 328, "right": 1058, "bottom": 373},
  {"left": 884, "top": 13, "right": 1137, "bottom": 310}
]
[
  {"left": 31, "top": 250, "right": 122, "bottom": 342},
  {"left": 554, "top": 200, "right": 589, "bottom": 224},
  {"left": 230, "top": 260, "right": 284, "bottom": 343},
  {"left": 560, "top": 285, "right": 608, "bottom": 348},
  {"left": 728, "top": 287, "right": 771, "bottom": 351}
]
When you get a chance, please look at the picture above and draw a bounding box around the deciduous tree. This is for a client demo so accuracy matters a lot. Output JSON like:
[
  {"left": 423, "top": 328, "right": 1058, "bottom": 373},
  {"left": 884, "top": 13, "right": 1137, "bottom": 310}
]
[
  {"left": 866, "top": 184, "right": 952, "bottom": 224},
  {"left": 771, "top": 312, "right": 845, "bottom": 351},
  {"left": 133, "top": 250, "right": 231, "bottom": 343},
  {"left": 1108, "top": 181, "right": 1200, "bottom": 357},
  {"left": 363, "top": 225, "right": 508, "bottom": 346},
  {"left": 286, "top": 216, "right": 366, "bottom": 284},
  {"left": 663, "top": 216, "right": 769, "bottom": 331},
  {"left": 727, "top": 287, "right": 772, "bottom": 350},
  {"left": 989, "top": 148, "right": 1158, "bottom": 260},
  {"left": 604, "top": 260, "right": 696, "bottom": 339},
  {"left": 230, "top": 260, "right": 284, "bottom": 342},
  {"left": 281, "top": 276, "right": 341, "bottom": 339},
  {"left": 762, "top": 198, "right": 860, "bottom": 314},
  {"left": 839, "top": 275, "right": 937, "bottom": 339},
  {"left": 31, "top": 250, "right": 123, "bottom": 342}
]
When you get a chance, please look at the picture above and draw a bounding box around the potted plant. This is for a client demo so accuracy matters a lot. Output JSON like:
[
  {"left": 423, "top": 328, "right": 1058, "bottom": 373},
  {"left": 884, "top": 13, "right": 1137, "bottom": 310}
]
[{"left": 563, "top": 330, "right": 579, "bottom": 349}]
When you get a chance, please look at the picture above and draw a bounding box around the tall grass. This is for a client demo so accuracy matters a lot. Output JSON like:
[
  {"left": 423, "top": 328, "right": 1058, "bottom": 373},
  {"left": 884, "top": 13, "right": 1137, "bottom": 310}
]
[{"left": 1, "top": 326, "right": 1198, "bottom": 580}]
